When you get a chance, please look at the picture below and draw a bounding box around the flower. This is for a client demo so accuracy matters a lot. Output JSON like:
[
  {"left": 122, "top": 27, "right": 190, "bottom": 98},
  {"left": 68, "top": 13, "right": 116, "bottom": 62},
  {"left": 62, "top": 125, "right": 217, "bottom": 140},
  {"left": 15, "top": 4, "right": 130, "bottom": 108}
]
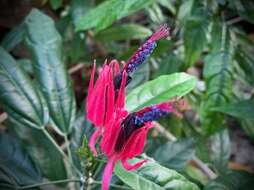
[
  {"left": 86, "top": 60, "right": 122, "bottom": 156},
  {"left": 100, "top": 101, "right": 180, "bottom": 190}
]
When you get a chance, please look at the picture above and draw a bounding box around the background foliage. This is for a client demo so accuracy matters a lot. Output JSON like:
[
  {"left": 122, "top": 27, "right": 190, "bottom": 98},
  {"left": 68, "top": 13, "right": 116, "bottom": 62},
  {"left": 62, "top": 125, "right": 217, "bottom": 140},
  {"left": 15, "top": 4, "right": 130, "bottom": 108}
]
[{"left": 0, "top": 0, "right": 254, "bottom": 189}]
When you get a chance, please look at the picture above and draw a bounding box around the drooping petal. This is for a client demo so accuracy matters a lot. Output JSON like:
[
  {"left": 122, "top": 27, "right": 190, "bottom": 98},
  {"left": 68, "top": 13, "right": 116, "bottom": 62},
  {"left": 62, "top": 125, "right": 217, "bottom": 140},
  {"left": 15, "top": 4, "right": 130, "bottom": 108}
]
[
  {"left": 120, "top": 122, "right": 153, "bottom": 159},
  {"left": 102, "top": 156, "right": 117, "bottom": 190},
  {"left": 86, "top": 61, "right": 96, "bottom": 114},
  {"left": 121, "top": 159, "right": 147, "bottom": 171},
  {"left": 88, "top": 127, "right": 102, "bottom": 157}
]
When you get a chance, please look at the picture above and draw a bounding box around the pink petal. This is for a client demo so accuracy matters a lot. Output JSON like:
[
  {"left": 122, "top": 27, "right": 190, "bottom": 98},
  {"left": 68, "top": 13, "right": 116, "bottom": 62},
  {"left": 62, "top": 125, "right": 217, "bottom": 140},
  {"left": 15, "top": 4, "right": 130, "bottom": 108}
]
[
  {"left": 88, "top": 127, "right": 103, "bottom": 157},
  {"left": 121, "top": 159, "right": 147, "bottom": 171},
  {"left": 86, "top": 61, "right": 96, "bottom": 117},
  {"left": 149, "top": 24, "right": 170, "bottom": 42},
  {"left": 102, "top": 156, "right": 117, "bottom": 190}
]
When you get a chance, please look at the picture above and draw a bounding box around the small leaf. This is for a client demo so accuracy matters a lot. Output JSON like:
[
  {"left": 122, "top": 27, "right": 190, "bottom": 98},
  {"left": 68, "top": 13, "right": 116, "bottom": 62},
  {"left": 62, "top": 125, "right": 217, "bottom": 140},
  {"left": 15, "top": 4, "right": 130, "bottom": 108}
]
[
  {"left": 76, "top": 0, "right": 159, "bottom": 32},
  {"left": 114, "top": 158, "right": 200, "bottom": 190},
  {"left": 204, "top": 170, "right": 254, "bottom": 190},
  {"left": 0, "top": 23, "right": 25, "bottom": 51},
  {"left": 126, "top": 72, "right": 197, "bottom": 112},
  {"left": 0, "top": 47, "right": 47, "bottom": 128},
  {"left": 210, "top": 129, "right": 230, "bottom": 174},
  {"left": 211, "top": 100, "right": 254, "bottom": 120},
  {"left": 0, "top": 133, "right": 42, "bottom": 188},
  {"left": 25, "top": 9, "right": 76, "bottom": 134},
  {"left": 150, "top": 138, "right": 195, "bottom": 171},
  {"left": 49, "top": 0, "right": 62, "bottom": 10},
  {"left": 95, "top": 24, "right": 152, "bottom": 42}
]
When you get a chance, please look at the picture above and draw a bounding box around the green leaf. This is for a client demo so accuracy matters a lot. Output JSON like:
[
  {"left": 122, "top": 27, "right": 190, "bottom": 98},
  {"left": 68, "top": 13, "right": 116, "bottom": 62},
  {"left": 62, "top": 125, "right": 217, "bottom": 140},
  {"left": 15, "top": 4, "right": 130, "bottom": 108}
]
[
  {"left": 76, "top": 0, "right": 159, "bottom": 32},
  {"left": 114, "top": 158, "right": 200, "bottom": 190},
  {"left": 211, "top": 100, "right": 254, "bottom": 120},
  {"left": 150, "top": 138, "right": 195, "bottom": 171},
  {"left": 49, "top": 0, "right": 63, "bottom": 10},
  {"left": 204, "top": 170, "right": 254, "bottom": 190},
  {"left": 6, "top": 118, "right": 67, "bottom": 181},
  {"left": 210, "top": 129, "right": 230, "bottom": 174},
  {"left": 0, "top": 23, "right": 25, "bottom": 51},
  {"left": 70, "top": 0, "right": 91, "bottom": 27},
  {"left": 0, "top": 133, "right": 42, "bottom": 188},
  {"left": 183, "top": 15, "right": 208, "bottom": 66},
  {"left": 200, "top": 23, "right": 233, "bottom": 134},
  {"left": 177, "top": 0, "right": 194, "bottom": 25},
  {"left": 233, "top": 0, "right": 254, "bottom": 24},
  {"left": 0, "top": 47, "right": 47, "bottom": 128},
  {"left": 126, "top": 72, "right": 197, "bottom": 112},
  {"left": 95, "top": 24, "right": 152, "bottom": 42},
  {"left": 25, "top": 9, "right": 76, "bottom": 134}
]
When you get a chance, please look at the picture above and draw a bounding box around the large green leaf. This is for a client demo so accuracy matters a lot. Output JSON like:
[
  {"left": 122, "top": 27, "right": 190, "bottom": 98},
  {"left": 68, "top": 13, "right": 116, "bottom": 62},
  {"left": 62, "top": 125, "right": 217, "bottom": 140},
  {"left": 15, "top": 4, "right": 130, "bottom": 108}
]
[
  {"left": 0, "top": 23, "right": 25, "bottom": 51},
  {"left": 210, "top": 129, "right": 230, "bottom": 174},
  {"left": 200, "top": 22, "right": 233, "bottom": 134},
  {"left": 0, "top": 133, "right": 42, "bottom": 189},
  {"left": 95, "top": 24, "right": 152, "bottom": 42},
  {"left": 76, "top": 0, "right": 159, "bottom": 32},
  {"left": 0, "top": 47, "right": 47, "bottom": 129},
  {"left": 25, "top": 9, "right": 76, "bottom": 134},
  {"left": 233, "top": 0, "right": 254, "bottom": 24},
  {"left": 150, "top": 138, "right": 195, "bottom": 171},
  {"left": 204, "top": 170, "right": 254, "bottom": 190},
  {"left": 126, "top": 72, "right": 197, "bottom": 112},
  {"left": 114, "top": 158, "right": 200, "bottom": 190},
  {"left": 6, "top": 118, "right": 67, "bottom": 181}
]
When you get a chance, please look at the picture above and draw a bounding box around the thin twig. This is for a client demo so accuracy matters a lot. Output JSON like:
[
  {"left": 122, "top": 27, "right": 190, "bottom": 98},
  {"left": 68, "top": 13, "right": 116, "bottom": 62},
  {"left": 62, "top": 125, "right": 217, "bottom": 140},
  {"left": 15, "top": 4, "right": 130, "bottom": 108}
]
[
  {"left": 153, "top": 121, "right": 217, "bottom": 180},
  {"left": 68, "top": 63, "right": 85, "bottom": 74}
]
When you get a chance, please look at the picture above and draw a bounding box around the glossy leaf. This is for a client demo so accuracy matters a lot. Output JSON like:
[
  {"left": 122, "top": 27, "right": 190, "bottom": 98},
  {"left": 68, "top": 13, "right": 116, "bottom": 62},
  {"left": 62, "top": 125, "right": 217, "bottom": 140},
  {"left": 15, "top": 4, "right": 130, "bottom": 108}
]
[
  {"left": 76, "top": 0, "right": 159, "bottom": 32},
  {"left": 95, "top": 24, "right": 152, "bottom": 42},
  {"left": 25, "top": 9, "right": 76, "bottom": 134},
  {"left": 126, "top": 72, "right": 197, "bottom": 112},
  {"left": 210, "top": 129, "right": 230, "bottom": 174},
  {"left": 6, "top": 118, "right": 67, "bottom": 181},
  {"left": 150, "top": 138, "right": 195, "bottom": 171},
  {"left": 0, "top": 23, "right": 25, "bottom": 51},
  {"left": 0, "top": 47, "right": 47, "bottom": 129},
  {"left": 0, "top": 133, "right": 42, "bottom": 189},
  {"left": 114, "top": 158, "right": 200, "bottom": 190},
  {"left": 204, "top": 170, "right": 254, "bottom": 190}
]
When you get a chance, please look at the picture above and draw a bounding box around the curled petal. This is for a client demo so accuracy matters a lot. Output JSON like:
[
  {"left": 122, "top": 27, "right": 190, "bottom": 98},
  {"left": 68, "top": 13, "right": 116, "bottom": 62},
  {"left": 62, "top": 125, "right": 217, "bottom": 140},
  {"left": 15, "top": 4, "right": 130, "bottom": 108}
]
[
  {"left": 121, "top": 159, "right": 147, "bottom": 171},
  {"left": 89, "top": 127, "right": 103, "bottom": 157}
]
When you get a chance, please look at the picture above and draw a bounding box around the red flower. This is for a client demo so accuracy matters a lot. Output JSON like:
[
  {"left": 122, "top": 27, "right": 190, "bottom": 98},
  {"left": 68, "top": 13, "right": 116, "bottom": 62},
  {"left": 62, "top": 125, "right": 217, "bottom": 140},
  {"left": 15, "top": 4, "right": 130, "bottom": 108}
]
[
  {"left": 86, "top": 60, "right": 121, "bottom": 156},
  {"left": 100, "top": 100, "right": 180, "bottom": 190}
]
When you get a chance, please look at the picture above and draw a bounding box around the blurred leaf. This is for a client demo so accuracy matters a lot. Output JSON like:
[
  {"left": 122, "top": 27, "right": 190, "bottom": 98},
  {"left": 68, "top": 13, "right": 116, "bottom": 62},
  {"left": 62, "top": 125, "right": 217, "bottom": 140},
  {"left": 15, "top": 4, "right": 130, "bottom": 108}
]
[
  {"left": 49, "top": 0, "right": 62, "bottom": 10},
  {"left": 0, "top": 47, "right": 47, "bottom": 129},
  {"left": 0, "top": 23, "right": 25, "bottom": 51},
  {"left": 126, "top": 72, "right": 197, "bottom": 112},
  {"left": 177, "top": 0, "right": 194, "bottom": 25},
  {"left": 25, "top": 9, "right": 76, "bottom": 134},
  {"left": 210, "top": 129, "right": 230, "bottom": 174},
  {"left": 184, "top": 15, "right": 208, "bottom": 66},
  {"left": 70, "top": 0, "right": 91, "bottom": 27},
  {"left": 6, "top": 118, "right": 67, "bottom": 181},
  {"left": 76, "top": 0, "right": 159, "bottom": 32},
  {"left": 200, "top": 23, "right": 233, "bottom": 134},
  {"left": 95, "top": 24, "right": 152, "bottom": 42},
  {"left": 184, "top": 165, "right": 209, "bottom": 185},
  {"left": 211, "top": 100, "right": 254, "bottom": 120},
  {"left": 159, "top": 0, "right": 176, "bottom": 15},
  {"left": 115, "top": 158, "right": 200, "bottom": 190},
  {"left": 150, "top": 138, "right": 195, "bottom": 171},
  {"left": 204, "top": 170, "right": 254, "bottom": 190},
  {"left": 233, "top": 0, "right": 254, "bottom": 24},
  {"left": 0, "top": 133, "right": 42, "bottom": 189}
]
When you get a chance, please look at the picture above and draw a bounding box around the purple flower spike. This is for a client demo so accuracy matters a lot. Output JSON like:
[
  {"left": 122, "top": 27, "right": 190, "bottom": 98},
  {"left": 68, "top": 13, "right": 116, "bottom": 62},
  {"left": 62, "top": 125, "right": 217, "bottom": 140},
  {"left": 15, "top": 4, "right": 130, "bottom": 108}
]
[{"left": 124, "top": 24, "right": 170, "bottom": 73}]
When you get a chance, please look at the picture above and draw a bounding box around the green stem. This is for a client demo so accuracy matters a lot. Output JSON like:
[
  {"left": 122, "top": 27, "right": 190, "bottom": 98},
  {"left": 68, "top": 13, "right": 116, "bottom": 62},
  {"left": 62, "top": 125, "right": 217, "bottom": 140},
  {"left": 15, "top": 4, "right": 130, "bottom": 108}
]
[
  {"left": 41, "top": 128, "right": 82, "bottom": 177},
  {"left": 64, "top": 134, "right": 73, "bottom": 164},
  {"left": 92, "top": 180, "right": 132, "bottom": 190},
  {"left": 19, "top": 179, "right": 83, "bottom": 189}
]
